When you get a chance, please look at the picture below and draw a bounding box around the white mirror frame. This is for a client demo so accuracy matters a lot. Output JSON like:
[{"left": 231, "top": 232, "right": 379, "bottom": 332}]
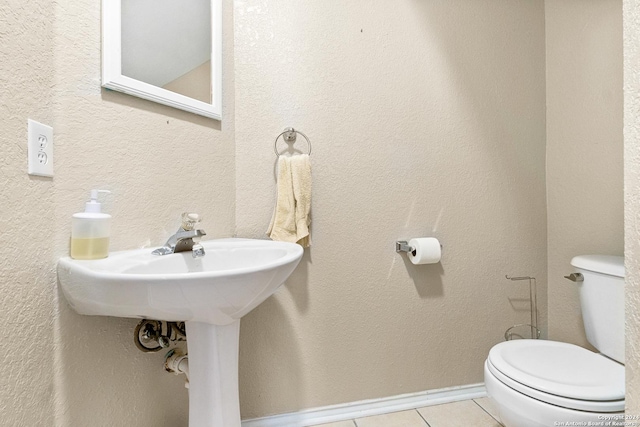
[{"left": 102, "top": 0, "right": 222, "bottom": 120}]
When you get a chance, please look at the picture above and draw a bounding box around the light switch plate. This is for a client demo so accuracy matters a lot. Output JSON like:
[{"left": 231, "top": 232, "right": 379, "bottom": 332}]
[{"left": 28, "top": 119, "right": 54, "bottom": 177}]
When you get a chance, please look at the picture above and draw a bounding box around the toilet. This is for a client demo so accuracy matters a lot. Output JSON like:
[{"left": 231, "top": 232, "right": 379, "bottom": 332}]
[{"left": 484, "top": 255, "right": 625, "bottom": 427}]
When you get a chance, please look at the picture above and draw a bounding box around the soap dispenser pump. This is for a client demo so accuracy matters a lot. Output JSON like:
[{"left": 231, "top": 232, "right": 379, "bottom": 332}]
[{"left": 70, "top": 189, "right": 111, "bottom": 260}]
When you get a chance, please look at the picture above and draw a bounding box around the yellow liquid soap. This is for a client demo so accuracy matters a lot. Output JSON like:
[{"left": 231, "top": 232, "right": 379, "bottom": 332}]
[{"left": 70, "top": 237, "right": 110, "bottom": 260}]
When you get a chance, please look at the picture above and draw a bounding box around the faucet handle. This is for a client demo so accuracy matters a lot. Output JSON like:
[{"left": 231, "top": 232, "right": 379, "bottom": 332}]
[{"left": 181, "top": 213, "right": 201, "bottom": 231}]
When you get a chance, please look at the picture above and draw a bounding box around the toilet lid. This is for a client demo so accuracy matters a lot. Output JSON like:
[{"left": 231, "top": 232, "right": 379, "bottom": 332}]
[{"left": 488, "top": 340, "right": 624, "bottom": 402}]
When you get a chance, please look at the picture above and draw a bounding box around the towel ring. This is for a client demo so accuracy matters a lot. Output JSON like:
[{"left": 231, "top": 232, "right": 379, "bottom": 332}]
[{"left": 274, "top": 127, "right": 312, "bottom": 157}]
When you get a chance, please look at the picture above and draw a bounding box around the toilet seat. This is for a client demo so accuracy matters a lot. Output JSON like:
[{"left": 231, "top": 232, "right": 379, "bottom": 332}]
[{"left": 487, "top": 340, "right": 624, "bottom": 413}]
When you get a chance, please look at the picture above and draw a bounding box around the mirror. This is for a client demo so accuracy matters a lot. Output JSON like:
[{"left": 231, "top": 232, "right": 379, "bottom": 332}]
[{"left": 102, "top": 0, "right": 222, "bottom": 119}]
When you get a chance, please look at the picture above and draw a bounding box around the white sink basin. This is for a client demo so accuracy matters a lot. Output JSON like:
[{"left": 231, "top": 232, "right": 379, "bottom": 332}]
[
  {"left": 58, "top": 237, "right": 303, "bottom": 427},
  {"left": 57, "top": 238, "right": 303, "bottom": 325}
]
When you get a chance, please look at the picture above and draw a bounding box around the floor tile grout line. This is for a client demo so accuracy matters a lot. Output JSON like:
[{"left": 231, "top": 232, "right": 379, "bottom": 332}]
[
  {"left": 415, "top": 408, "right": 432, "bottom": 427},
  {"left": 472, "top": 398, "right": 501, "bottom": 424}
]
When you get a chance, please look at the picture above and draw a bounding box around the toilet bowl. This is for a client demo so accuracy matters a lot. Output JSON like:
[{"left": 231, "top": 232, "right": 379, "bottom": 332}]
[
  {"left": 485, "top": 340, "right": 624, "bottom": 427},
  {"left": 484, "top": 255, "right": 625, "bottom": 427}
]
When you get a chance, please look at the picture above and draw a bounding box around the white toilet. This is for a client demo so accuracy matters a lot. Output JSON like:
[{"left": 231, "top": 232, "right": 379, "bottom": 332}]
[{"left": 484, "top": 255, "right": 625, "bottom": 427}]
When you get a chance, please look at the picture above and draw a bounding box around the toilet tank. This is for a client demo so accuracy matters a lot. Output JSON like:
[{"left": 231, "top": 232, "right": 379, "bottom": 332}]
[{"left": 571, "top": 255, "right": 625, "bottom": 364}]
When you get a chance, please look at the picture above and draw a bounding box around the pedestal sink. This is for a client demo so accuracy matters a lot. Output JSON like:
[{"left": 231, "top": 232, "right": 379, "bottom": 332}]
[{"left": 57, "top": 238, "right": 303, "bottom": 427}]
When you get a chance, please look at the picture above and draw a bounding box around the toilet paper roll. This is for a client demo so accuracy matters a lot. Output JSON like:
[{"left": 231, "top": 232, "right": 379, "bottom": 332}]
[{"left": 407, "top": 237, "right": 441, "bottom": 265}]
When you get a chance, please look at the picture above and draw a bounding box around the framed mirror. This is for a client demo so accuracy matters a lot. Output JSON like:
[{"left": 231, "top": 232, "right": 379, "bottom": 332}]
[{"left": 102, "top": 0, "right": 222, "bottom": 120}]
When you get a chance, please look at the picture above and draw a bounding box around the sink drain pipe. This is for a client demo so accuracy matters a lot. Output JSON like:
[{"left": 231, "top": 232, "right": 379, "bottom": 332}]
[{"left": 164, "top": 349, "right": 190, "bottom": 388}]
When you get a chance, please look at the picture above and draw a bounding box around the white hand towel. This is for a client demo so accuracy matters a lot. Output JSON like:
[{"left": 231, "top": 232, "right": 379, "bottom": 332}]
[
  {"left": 291, "top": 154, "right": 311, "bottom": 247},
  {"left": 267, "top": 154, "right": 312, "bottom": 247},
  {"left": 267, "top": 156, "right": 297, "bottom": 243}
]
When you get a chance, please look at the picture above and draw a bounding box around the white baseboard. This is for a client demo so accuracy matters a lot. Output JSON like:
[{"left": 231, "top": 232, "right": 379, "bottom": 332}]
[{"left": 242, "top": 383, "right": 487, "bottom": 427}]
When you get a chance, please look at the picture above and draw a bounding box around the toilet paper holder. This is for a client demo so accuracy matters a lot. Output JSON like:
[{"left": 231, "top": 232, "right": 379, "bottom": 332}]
[
  {"left": 395, "top": 240, "right": 443, "bottom": 254},
  {"left": 504, "top": 275, "right": 540, "bottom": 341},
  {"left": 395, "top": 240, "right": 416, "bottom": 255}
]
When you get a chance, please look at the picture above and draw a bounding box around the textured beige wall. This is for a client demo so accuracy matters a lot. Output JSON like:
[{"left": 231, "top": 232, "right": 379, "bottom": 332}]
[
  {"left": 1, "top": 0, "right": 235, "bottom": 426},
  {"left": 624, "top": 0, "right": 640, "bottom": 414},
  {"left": 0, "top": 1, "right": 56, "bottom": 425},
  {"left": 234, "top": 0, "right": 547, "bottom": 418},
  {"left": 545, "top": 1, "right": 624, "bottom": 346}
]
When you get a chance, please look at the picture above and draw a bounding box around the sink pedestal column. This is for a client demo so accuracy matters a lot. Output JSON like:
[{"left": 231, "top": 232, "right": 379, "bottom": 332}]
[{"left": 186, "top": 320, "right": 241, "bottom": 427}]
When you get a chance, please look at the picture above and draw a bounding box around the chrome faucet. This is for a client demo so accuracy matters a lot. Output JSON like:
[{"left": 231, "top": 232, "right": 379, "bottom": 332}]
[{"left": 152, "top": 213, "right": 206, "bottom": 258}]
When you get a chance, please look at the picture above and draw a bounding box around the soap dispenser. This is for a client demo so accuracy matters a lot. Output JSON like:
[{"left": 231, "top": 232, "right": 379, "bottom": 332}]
[{"left": 70, "top": 189, "right": 111, "bottom": 260}]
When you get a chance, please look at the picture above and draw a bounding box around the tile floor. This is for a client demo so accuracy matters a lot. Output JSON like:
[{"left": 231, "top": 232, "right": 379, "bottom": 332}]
[{"left": 309, "top": 397, "right": 502, "bottom": 427}]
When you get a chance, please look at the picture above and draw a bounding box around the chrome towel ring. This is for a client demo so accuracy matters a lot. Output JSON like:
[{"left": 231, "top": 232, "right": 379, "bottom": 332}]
[{"left": 274, "top": 127, "right": 312, "bottom": 157}]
